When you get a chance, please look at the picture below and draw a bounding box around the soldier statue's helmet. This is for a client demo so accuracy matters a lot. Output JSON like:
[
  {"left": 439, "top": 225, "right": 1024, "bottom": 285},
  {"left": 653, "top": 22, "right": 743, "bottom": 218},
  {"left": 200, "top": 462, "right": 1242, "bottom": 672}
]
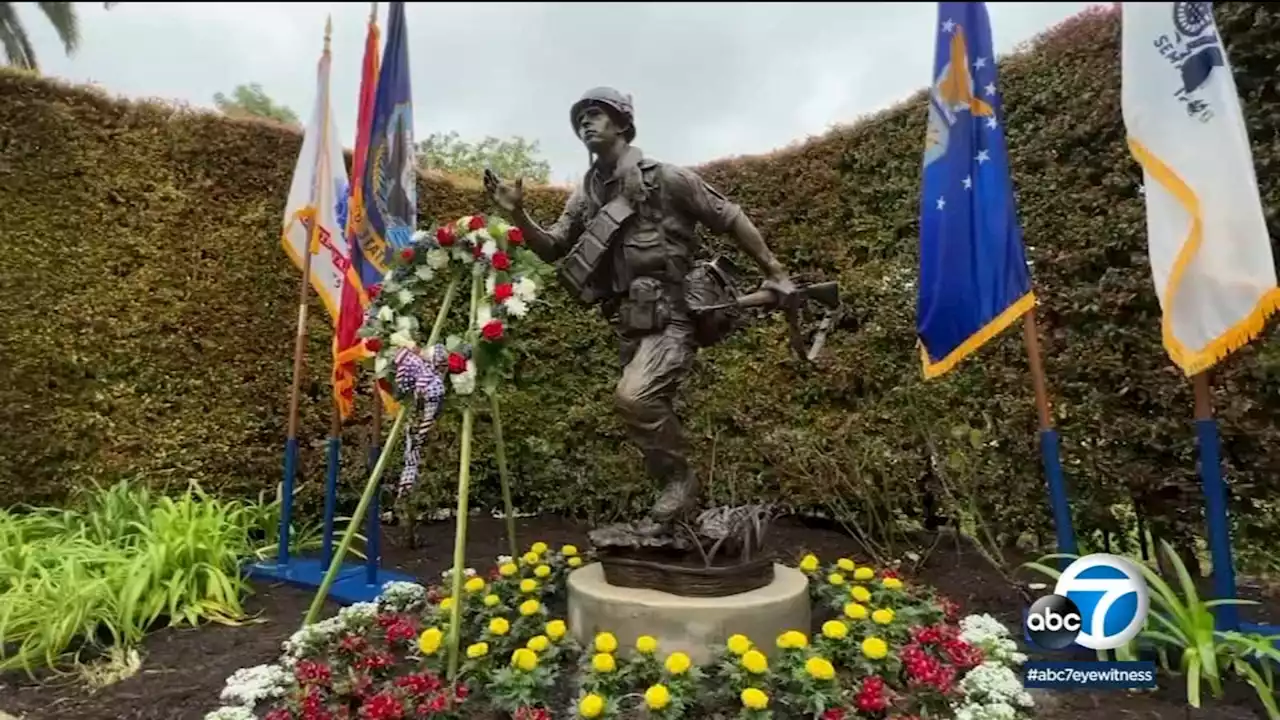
[{"left": 570, "top": 86, "right": 636, "bottom": 143}]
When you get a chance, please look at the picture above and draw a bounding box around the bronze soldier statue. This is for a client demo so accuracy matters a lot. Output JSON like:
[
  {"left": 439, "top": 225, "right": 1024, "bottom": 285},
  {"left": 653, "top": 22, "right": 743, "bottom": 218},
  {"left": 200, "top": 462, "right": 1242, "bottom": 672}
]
[{"left": 483, "top": 87, "right": 796, "bottom": 528}]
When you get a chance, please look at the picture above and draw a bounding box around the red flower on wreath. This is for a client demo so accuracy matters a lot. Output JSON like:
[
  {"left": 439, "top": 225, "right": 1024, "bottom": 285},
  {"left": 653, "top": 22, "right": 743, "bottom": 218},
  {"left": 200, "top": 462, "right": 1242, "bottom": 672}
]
[
  {"left": 447, "top": 352, "right": 468, "bottom": 374},
  {"left": 482, "top": 320, "right": 504, "bottom": 342},
  {"left": 377, "top": 378, "right": 392, "bottom": 394},
  {"left": 472, "top": 243, "right": 484, "bottom": 259},
  {"left": 369, "top": 283, "right": 383, "bottom": 299},
  {"left": 400, "top": 247, "right": 415, "bottom": 262},
  {"left": 491, "top": 251, "right": 511, "bottom": 271},
  {"left": 365, "top": 337, "right": 383, "bottom": 353},
  {"left": 468, "top": 215, "right": 486, "bottom": 231},
  {"left": 436, "top": 225, "right": 456, "bottom": 246},
  {"left": 507, "top": 227, "right": 524, "bottom": 245},
  {"left": 494, "top": 282, "right": 514, "bottom": 303}
]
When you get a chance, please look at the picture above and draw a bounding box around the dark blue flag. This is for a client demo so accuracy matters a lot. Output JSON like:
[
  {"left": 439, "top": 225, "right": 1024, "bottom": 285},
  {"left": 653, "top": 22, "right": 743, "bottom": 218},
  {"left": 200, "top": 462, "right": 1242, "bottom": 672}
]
[
  {"left": 360, "top": 0, "right": 415, "bottom": 278},
  {"left": 917, "top": 1, "right": 1035, "bottom": 378}
]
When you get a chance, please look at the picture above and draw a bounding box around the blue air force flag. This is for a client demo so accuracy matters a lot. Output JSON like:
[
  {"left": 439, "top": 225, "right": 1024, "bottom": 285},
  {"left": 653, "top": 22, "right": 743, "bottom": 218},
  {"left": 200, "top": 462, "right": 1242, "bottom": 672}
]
[
  {"left": 916, "top": 2, "right": 1035, "bottom": 379},
  {"left": 359, "top": 0, "right": 416, "bottom": 277}
]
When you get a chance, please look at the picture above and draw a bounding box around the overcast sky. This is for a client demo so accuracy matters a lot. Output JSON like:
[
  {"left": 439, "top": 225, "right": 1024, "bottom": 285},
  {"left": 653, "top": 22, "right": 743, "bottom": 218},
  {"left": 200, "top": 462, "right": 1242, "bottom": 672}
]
[{"left": 23, "top": 2, "right": 1101, "bottom": 184}]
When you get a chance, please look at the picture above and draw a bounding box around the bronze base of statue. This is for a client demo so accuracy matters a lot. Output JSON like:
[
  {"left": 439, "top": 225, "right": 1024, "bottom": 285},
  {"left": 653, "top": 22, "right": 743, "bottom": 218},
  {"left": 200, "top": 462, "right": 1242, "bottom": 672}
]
[{"left": 587, "top": 506, "right": 778, "bottom": 598}]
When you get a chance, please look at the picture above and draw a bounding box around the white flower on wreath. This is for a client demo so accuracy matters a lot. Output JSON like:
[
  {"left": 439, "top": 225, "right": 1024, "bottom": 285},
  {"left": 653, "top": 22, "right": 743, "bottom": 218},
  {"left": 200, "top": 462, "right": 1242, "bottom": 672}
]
[
  {"left": 427, "top": 248, "right": 450, "bottom": 270},
  {"left": 414, "top": 264, "right": 435, "bottom": 283},
  {"left": 505, "top": 297, "right": 530, "bottom": 318},
  {"left": 480, "top": 239, "right": 498, "bottom": 259},
  {"left": 451, "top": 245, "right": 474, "bottom": 264},
  {"left": 204, "top": 706, "right": 258, "bottom": 720},
  {"left": 514, "top": 276, "right": 538, "bottom": 302},
  {"left": 396, "top": 289, "right": 414, "bottom": 307},
  {"left": 476, "top": 303, "right": 494, "bottom": 327},
  {"left": 377, "top": 305, "right": 395, "bottom": 322},
  {"left": 218, "top": 663, "right": 289, "bottom": 708},
  {"left": 389, "top": 329, "right": 416, "bottom": 349}
]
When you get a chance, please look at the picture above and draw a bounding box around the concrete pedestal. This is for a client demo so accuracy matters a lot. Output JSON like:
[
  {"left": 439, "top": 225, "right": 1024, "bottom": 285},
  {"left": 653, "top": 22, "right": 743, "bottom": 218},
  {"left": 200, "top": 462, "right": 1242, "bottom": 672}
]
[{"left": 567, "top": 562, "right": 810, "bottom": 664}]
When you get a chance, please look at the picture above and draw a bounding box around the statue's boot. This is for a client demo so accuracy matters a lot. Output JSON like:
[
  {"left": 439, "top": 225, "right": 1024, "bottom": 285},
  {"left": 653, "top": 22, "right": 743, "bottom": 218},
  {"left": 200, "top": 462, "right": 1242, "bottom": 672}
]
[{"left": 649, "top": 468, "right": 700, "bottom": 524}]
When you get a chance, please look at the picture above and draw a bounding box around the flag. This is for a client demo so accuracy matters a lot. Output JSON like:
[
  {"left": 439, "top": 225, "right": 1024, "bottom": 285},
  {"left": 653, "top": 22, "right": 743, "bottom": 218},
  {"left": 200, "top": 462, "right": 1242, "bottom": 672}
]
[
  {"left": 332, "top": 9, "right": 385, "bottom": 420},
  {"left": 359, "top": 0, "right": 416, "bottom": 277},
  {"left": 1121, "top": 2, "right": 1280, "bottom": 375},
  {"left": 916, "top": 1, "right": 1036, "bottom": 379},
  {"left": 281, "top": 27, "right": 352, "bottom": 340}
]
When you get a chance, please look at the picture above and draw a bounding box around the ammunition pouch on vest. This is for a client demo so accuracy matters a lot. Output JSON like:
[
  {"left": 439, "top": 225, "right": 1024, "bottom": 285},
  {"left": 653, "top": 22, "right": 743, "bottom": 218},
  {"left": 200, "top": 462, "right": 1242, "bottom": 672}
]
[
  {"left": 557, "top": 196, "right": 635, "bottom": 305},
  {"left": 618, "top": 276, "right": 674, "bottom": 337}
]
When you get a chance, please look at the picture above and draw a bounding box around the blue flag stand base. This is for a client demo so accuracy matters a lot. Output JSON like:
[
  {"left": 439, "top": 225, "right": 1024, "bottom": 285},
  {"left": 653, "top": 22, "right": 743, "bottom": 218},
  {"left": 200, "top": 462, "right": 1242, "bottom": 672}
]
[
  {"left": 245, "top": 557, "right": 418, "bottom": 605},
  {"left": 247, "top": 433, "right": 419, "bottom": 606}
]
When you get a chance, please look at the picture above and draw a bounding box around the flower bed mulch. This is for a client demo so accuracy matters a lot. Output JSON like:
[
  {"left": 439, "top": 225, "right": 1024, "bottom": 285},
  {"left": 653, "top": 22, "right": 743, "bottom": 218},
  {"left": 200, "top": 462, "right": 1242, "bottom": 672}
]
[{"left": 0, "top": 514, "right": 1269, "bottom": 719}]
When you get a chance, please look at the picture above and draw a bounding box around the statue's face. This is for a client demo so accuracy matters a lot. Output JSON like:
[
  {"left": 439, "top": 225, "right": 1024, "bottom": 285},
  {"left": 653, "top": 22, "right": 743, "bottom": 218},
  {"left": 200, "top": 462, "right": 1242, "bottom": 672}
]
[{"left": 576, "top": 105, "right": 625, "bottom": 152}]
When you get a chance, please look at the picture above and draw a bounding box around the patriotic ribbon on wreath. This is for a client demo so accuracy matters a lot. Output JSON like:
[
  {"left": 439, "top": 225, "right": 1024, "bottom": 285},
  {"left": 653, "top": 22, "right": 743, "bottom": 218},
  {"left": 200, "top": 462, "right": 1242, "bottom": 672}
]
[{"left": 392, "top": 344, "right": 449, "bottom": 497}]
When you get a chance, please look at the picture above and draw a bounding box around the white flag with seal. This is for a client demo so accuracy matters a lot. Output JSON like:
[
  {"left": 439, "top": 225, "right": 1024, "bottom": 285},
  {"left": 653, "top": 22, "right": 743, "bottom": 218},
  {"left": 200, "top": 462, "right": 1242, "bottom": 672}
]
[
  {"left": 281, "top": 36, "right": 352, "bottom": 327},
  {"left": 1121, "top": 2, "right": 1279, "bottom": 375}
]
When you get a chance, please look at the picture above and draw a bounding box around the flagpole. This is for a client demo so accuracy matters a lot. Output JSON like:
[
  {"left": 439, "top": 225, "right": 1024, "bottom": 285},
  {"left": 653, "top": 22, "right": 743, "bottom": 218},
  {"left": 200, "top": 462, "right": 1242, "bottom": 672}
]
[
  {"left": 280, "top": 16, "right": 334, "bottom": 569},
  {"left": 1192, "top": 370, "right": 1239, "bottom": 631},
  {"left": 363, "top": 0, "right": 384, "bottom": 588},
  {"left": 1021, "top": 307, "right": 1078, "bottom": 561}
]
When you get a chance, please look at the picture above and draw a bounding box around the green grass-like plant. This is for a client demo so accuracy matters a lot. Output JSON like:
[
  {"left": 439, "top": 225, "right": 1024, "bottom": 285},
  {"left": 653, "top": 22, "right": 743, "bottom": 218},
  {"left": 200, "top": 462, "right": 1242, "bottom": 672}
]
[{"left": 0, "top": 479, "right": 323, "bottom": 675}]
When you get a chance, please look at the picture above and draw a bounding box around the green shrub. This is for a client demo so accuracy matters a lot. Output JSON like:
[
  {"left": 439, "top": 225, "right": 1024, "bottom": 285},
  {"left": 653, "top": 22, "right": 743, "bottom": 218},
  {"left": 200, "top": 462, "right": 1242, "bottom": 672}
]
[{"left": 1, "top": 4, "right": 1279, "bottom": 567}]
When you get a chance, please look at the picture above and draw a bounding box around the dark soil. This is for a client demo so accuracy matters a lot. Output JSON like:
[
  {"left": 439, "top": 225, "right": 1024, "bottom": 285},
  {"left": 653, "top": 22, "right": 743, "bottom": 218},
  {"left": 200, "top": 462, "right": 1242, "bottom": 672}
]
[{"left": 0, "top": 515, "right": 1272, "bottom": 719}]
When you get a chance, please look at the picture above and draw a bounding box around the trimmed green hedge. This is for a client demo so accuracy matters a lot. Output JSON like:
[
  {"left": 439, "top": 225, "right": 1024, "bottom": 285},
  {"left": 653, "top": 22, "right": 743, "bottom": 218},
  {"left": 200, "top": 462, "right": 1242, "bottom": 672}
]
[{"left": 2, "top": 4, "right": 1279, "bottom": 566}]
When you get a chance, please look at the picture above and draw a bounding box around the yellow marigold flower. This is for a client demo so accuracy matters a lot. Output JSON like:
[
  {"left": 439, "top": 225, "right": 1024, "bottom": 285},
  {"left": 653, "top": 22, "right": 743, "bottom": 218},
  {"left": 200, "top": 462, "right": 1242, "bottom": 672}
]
[
  {"left": 776, "top": 630, "right": 809, "bottom": 650},
  {"left": 594, "top": 632, "right": 618, "bottom": 654},
  {"left": 726, "top": 634, "right": 752, "bottom": 656},
  {"left": 862, "top": 637, "right": 889, "bottom": 660},
  {"left": 483, "top": 594, "right": 501, "bottom": 608},
  {"left": 805, "top": 656, "right": 836, "bottom": 681},
  {"left": 644, "top": 684, "right": 670, "bottom": 710},
  {"left": 827, "top": 572, "right": 845, "bottom": 586},
  {"left": 850, "top": 585, "right": 872, "bottom": 603},
  {"left": 489, "top": 617, "right": 510, "bottom": 636},
  {"left": 499, "top": 562, "right": 518, "bottom": 577},
  {"left": 853, "top": 567, "right": 875, "bottom": 581},
  {"left": 520, "top": 579, "right": 539, "bottom": 594},
  {"left": 664, "top": 651, "right": 691, "bottom": 675},
  {"left": 568, "top": 556, "right": 583, "bottom": 568},
  {"left": 466, "top": 641, "right": 489, "bottom": 659},
  {"left": 512, "top": 647, "right": 539, "bottom": 672},
  {"left": 883, "top": 577, "right": 904, "bottom": 590},
  {"left": 837, "top": 558, "right": 856, "bottom": 572},
  {"left": 799, "top": 554, "right": 820, "bottom": 573},
  {"left": 872, "top": 608, "right": 896, "bottom": 625},
  {"left": 822, "top": 620, "right": 849, "bottom": 640},
  {"left": 520, "top": 599, "right": 542, "bottom": 617},
  {"left": 527, "top": 635, "right": 550, "bottom": 653},
  {"left": 562, "top": 544, "right": 579, "bottom": 557},
  {"left": 636, "top": 635, "right": 658, "bottom": 655},
  {"left": 741, "top": 688, "right": 769, "bottom": 710},
  {"left": 531, "top": 541, "right": 549, "bottom": 555},
  {"left": 439, "top": 597, "right": 454, "bottom": 612},
  {"left": 522, "top": 551, "right": 540, "bottom": 565},
  {"left": 418, "top": 627, "right": 442, "bottom": 655},
  {"left": 741, "top": 649, "right": 768, "bottom": 674},
  {"left": 546, "top": 619, "right": 567, "bottom": 640},
  {"left": 591, "top": 652, "right": 616, "bottom": 673},
  {"left": 464, "top": 577, "right": 485, "bottom": 594},
  {"left": 844, "top": 602, "right": 869, "bottom": 620},
  {"left": 534, "top": 564, "right": 552, "bottom": 578},
  {"left": 578, "top": 693, "right": 604, "bottom": 719}
]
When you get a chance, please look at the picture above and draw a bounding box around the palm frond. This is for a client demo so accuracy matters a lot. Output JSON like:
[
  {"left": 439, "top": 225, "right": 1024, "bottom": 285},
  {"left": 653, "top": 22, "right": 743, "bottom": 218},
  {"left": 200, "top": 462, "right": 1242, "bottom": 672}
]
[
  {"left": 0, "top": 3, "right": 38, "bottom": 69},
  {"left": 36, "top": 2, "right": 78, "bottom": 55}
]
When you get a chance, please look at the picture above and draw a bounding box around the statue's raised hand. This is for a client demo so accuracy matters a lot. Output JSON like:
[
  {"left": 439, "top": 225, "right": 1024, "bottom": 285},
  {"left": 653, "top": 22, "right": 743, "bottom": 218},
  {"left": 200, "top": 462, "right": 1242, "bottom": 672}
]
[{"left": 483, "top": 169, "right": 524, "bottom": 216}]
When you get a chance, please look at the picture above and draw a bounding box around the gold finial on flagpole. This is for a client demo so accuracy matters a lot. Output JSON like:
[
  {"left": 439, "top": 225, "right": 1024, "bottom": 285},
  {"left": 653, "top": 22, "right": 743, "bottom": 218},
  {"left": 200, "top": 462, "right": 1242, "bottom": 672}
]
[
  {"left": 324, "top": 14, "right": 333, "bottom": 51},
  {"left": 370, "top": 2, "right": 379, "bottom": 23}
]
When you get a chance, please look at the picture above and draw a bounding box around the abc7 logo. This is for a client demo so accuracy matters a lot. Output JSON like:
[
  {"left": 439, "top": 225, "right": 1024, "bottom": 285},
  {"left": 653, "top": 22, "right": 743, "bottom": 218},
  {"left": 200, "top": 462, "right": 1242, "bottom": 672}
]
[{"left": 1024, "top": 554, "right": 1149, "bottom": 651}]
